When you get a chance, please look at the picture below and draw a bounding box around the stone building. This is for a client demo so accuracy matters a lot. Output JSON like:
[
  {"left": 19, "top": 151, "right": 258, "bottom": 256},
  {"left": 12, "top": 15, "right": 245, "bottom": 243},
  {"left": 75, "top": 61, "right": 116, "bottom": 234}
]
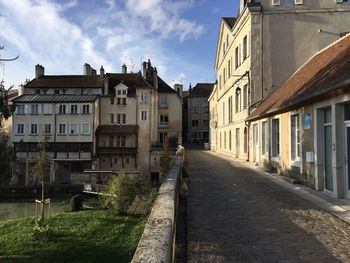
[
  {"left": 12, "top": 61, "right": 182, "bottom": 185},
  {"left": 210, "top": 0, "right": 350, "bottom": 160},
  {"left": 185, "top": 83, "right": 214, "bottom": 145}
]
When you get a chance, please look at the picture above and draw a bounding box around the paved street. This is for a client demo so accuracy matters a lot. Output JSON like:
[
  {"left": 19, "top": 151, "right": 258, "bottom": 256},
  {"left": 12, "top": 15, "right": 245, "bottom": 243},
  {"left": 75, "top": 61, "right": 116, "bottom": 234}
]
[{"left": 186, "top": 150, "right": 350, "bottom": 262}]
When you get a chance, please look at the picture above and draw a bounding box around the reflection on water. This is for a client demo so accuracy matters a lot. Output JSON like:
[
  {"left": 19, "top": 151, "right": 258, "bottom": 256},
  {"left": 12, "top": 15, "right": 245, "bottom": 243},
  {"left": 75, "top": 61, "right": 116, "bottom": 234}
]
[{"left": 0, "top": 200, "right": 66, "bottom": 221}]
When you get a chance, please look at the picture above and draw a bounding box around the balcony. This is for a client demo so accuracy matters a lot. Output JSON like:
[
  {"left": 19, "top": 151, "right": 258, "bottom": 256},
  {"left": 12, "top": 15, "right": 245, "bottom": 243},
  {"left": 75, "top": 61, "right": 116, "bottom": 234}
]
[{"left": 96, "top": 147, "right": 137, "bottom": 155}]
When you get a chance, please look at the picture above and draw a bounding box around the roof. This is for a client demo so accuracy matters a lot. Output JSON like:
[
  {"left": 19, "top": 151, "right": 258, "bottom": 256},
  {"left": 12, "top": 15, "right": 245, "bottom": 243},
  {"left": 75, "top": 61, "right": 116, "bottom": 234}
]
[
  {"left": 96, "top": 125, "right": 138, "bottom": 134},
  {"left": 157, "top": 77, "right": 176, "bottom": 94},
  {"left": 223, "top": 17, "right": 236, "bottom": 29},
  {"left": 13, "top": 94, "right": 98, "bottom": 103},
  {"left": 189, "top": 83, "right": 215, "bottom": 98},
  {"left": 25, "top": 75, "right": 104, "bottom": 89},
  {"left": 106, "top": 73, "right": 153, "bottom": 97},
  {"left": 248, "top": 34, "right": 350, "bottom": 121}
]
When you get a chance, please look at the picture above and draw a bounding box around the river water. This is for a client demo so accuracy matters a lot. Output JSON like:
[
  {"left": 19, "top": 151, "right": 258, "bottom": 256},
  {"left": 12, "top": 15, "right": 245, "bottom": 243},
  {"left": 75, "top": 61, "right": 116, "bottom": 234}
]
[{"left": 0, "top": 200, "right": 67, "bottom": 221}]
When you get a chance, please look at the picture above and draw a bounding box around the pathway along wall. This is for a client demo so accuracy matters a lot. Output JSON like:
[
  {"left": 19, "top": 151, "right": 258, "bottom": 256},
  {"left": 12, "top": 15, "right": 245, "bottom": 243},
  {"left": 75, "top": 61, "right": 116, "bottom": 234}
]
[{"left": 132, "top": 155, "right": 183, "bottom": 263}]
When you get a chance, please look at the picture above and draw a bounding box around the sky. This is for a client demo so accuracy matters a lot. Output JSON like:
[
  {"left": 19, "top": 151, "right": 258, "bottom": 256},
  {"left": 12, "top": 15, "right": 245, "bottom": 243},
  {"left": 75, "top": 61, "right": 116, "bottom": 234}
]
[{"left": 0, "top": 0, "right": 238, "bottom": 90}]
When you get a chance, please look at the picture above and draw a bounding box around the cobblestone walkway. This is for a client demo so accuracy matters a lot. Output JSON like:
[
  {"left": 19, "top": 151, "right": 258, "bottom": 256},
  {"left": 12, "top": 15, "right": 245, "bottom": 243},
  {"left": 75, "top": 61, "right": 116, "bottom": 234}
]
[{"left": 186, "top": 150, "right": 350, "bottom": 262}]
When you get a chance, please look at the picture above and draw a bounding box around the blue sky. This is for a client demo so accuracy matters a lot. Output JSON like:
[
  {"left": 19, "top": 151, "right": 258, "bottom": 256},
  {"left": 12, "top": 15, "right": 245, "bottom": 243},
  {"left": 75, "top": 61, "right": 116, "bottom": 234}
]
[{"left": 0, "top": 0, "right": 237, "bottom": 90}]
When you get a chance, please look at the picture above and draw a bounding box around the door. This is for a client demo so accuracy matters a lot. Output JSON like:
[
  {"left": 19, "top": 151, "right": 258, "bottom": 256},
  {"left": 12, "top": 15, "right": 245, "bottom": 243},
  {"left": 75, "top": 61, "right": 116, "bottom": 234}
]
[
  {"left": 253, "top": 124, "right": 259, "bottom": 162},
  {"left": 324, "top": 108, "right": 333, "bottom": 191},
  {"left": 345, "top": 124, "right": 350, "bottom": 198}
]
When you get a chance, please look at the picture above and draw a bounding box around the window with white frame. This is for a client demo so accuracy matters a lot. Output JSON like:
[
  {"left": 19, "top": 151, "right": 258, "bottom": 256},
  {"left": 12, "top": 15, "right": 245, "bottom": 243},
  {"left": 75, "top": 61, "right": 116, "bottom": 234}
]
[
  {"left": 70, "top": 123, "right": 79, "bottom": 135},
  {"left": 261, "top": 121, "right": 268, "bottom": 155},
  {"left": 17, "top": 124, "right": 24, "bottom": 134},
  {"left": 140, "top": 92, "right": 148, "bottom": 103},
  {"left": 82, "top": 104, "right": 90, "bottom": 114},
  {"left": 272, "top": 0, "right": 280, "bottom": 5},
  {"left": 116, "top": 135, "right": 126, "bottom": 147},
  {"left": 71, "top": 104, "right": 78, "bottom": 114},
  {"left": 159, "top": 132, "right": 168, "bottom": 144},
  {"left": 59, "top": 104, "right": 66, "bottom": 114},
  {"left": 43, "top": 104, "right": 53, "bottom": 114},
  {"left": 81, "top": 123, "right": 91, "bottom": 135},
  {"left": 243, "top": 35, "right": 248, "bottom": 61},
  {"left": 31, "top": 123, "right": 38, "bottom": 135},
  {"left": 141, "top": 111, "right": 148, "bottom": 121},
  {"left": 243, "top": 85, "right": 248, "bottom": 110},
  {"left": 31, "top": 104, "right": 39, "bottom": 115},
  {"left": 16, "top": 105, "right": 25, "bottom": 115},
  {"left": 59, "top": 123, "right": 66, "bottom": 134},
  {"left": 160, "top": 95, "right": 168, "bottom": 108},
  {"left": 272, "top": 119, "right": 280, "bottom": 157},
  {"left": 235, "top": 47, "right": 239, "bottom": 69},
  {"left": 290, "top": 114, "right": 301, "bottom": 161},
  {"left": 116, "top": 113, "right": 126, "bottom": 124},
  {"left": 294, "top": 0, "right": 303, "bottom": 4},
  {"left": 160, "top": 114, "right": 169, "bottom": 126},
  {"left": 43, "top": 124, "right": 52, "bottom": 135},
  {"left": 110, "top": 98, "right": 114, "bottom": 105}
]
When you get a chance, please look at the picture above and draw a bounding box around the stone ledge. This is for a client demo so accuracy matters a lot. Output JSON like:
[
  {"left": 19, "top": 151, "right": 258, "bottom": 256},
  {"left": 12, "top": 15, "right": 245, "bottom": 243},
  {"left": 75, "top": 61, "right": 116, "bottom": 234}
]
[{"left": 131, "top": 156, "right": 183, "bottom": 263}]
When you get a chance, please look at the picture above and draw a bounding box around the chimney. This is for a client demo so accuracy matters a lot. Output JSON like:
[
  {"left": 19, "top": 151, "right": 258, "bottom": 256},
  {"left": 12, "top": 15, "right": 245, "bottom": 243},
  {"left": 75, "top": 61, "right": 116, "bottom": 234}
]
[
  {"left": 142, "top": 61, "right": 147, "bottom": 78},
  {"left": 153, "top": 67, "right": 158, "bottom": 90},
  {"left": 189, "top": 83, "right": 192, "bottom": 94},
  {"left": 35, "top": 64, "right": 45, "bottom": 78},
  {"left": 84, "top": 63, "right": 92, "bottom": 75},
  {"left": 91, "top": 68, "right": 97, "bottom": 75},
  {"left": 122, "top": 64, "right": 127, "bottom": 74},
  {"left": 146, "top": 59, "right": 152, "bottom": 80},
  {"left": 100, "top": 66, "right": 105, "bottom": 78},
  {"left": 174, "top": 84, "right": 183, "bottom": 98}
]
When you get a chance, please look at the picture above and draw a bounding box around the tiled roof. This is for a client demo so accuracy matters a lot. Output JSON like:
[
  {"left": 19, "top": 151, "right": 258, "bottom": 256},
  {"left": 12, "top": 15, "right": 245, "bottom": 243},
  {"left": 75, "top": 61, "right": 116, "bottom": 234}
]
[
  {"left": 106, "top": 73, "right": 153, "bottom": 97},
  {"left": 13, "top": 94, "right": 98, "bottom": 103},
  {"left": 248, "top": 34, "right": 350, "bottom": 121},
  {"left": 25, "top": 75, "right": 104, "bottom": 88},
  {"left": 223, "top": 17, "right": 236, "bottom": 29},
  {"left": 189, "top": 83, "right": 215, "bottom": 98},
  {"left": 96, "top": 125, "right": 138, "bottom": 134},
  {"left": 157, "top": 77, "right": 176, "bottom": 94}
]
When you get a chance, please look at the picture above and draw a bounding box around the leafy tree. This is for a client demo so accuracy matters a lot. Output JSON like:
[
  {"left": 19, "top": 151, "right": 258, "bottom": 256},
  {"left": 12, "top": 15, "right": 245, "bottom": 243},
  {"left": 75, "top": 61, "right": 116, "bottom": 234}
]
[
  {"left": 0, "top": 140, "right": 12, "bottom": 185},
  {"left": 32, "top": 136, "right": 51, "bottom": 220}
]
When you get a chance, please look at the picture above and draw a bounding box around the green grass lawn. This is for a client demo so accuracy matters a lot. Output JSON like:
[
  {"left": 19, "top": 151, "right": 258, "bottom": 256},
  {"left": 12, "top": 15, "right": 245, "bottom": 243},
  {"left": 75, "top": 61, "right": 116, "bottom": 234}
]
[{"left": 0, "top": 210, "right": 145, "bottom": 263}]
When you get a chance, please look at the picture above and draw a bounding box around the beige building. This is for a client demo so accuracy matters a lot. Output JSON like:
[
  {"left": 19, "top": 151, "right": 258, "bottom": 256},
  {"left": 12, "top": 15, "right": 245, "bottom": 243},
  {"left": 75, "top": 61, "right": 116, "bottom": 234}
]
[
  {"left": 12, "top": 61, "right": 182, "bottom": 185},
  {"left": 248, "top": 35, "right": 350, "bottom": 199},
  {"left": 210, "top": 0, "right": 350, "bottom": 160}
]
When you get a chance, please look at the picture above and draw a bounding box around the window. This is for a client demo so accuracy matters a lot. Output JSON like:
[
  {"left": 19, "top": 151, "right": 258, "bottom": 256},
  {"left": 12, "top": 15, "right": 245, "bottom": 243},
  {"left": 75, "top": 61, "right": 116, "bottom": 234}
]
[
  {"left": 228, "top": 97, "right": 232, "bottom": 123},
  {"left": 203, "top": 119, "right": 209, "bottom": 127},
  {"left": 122, "top": 90, "right": 127, "bottom": 95},
  {"left": 192, "top": 120, "right": 199, "bottom": 127},
  {"left": 122, "top": 98, "right": 126, "bottom": 105},
  {"left": 54, "top": 89, "right": 60, "bottom": 95},
  {"left": 244, "top": 127, "right": 248, "bottom": 154},
  {"left": 110, "top": 98, "right": 114, "bottom": 105},
  {"left": 117, "top": 98, "right": 121, "bottom": 105},
  {"left": 110, "top": 113, "right": 114, "bottom": 124},
  {"left": 203, "top": 106, "right": 209, "bottom": 114},
  {"left": 70, "top": 123, "right": 79, "bottom": 135},
  {"left": 235, "top": 47, "right": 239, "bottom": 69},
  {"left": 116, "top": 135, "right": 126, "bottom": 147},
  {"left": 219, "top": 75, "right": 222, "bottom": 88},
  {"left": 43, "top": 104, "right": 53, "bottom": 114},
  {"left": 140, "top": 92, "right": 148, "bottom": 102},
  {"left": 31, "top": 104, "right": 39, "bottom": 115},
  {"left": 243, "top": 36, "right": 248, "bottom": 60},
  {"left": 261, "top": 121, "right": 268, "bottom": 155},
  {"left": 16, "top": 105, "right": 25, "bottom": 114},
  {"left": 294, "top": 0, "right": 303, "bottom": 4},
  {"left": 291, "top": 114, "right": 301, "bottom": 161},
  {"left": 75, "top": 89, "right": 81, "bottom": 95},
  {"left": 81, "top": 123, "right": 91, "bottom": 135},
  {"left": 228, "top": 60, "right": 231, "bottom": 78},
  {"left": 160, "top": 95, "right": 168, "bottom": 108},
  {"left": 159, "top": 132, "right": 168, "bottom": 144},
  {"left": 223, "top": 42, "right": 226, "bottom": 54},
  {"left": 17, "top": 124, "right": 24, "bottom": 134},
  {"left": 235, "top": 88, "right": 241, "bottom": 112},
  {"left": 122, "top": 114, "right": 126, "bottom": 124},
  {"left": 191, "top": 107, "right": 199, "bottom": 114},
  {"left": 160, "top": 114, "right": 169, "bottom": 126},
  {"left": 35, "top": 89, "right": 40, "bottom": 94},
  {"left": 345, "top": 103, "right": 350, "bottom": 120},
  {"left": 71, "top": 104, "right": 78, "bottom": 114},
  {"left": 117, "top": 90, "right": 121, "bottom": 95},
  {"left": 59, "top": 104, "right": 66, "bottom": 114},
  {"left": 82, "top": 104, "right": 90, "bottom": 114},
  {"left": 243, "top": 85, "right": 248, "bottom": 110},
  {"left": 43, "top": 124, "right": 51, "bottom": 134},
  {"left": 238, "top": 43, "right": 242, "bottom": 65},
  {"left": 141, "top": 111, "right": 148, "bottom": 121},
  {"left": 224, "top": 131, "right": 227, "bottom": 149},
  {"left": 116, "top": 113, "right": 126, "bottom": 124},
  {"left": 223, "top": 68, "right": 226, "bottom": 83},
  {"left": 272, "top": 0, "right": 280, "bottom": 5},
  {"left": 272, "top": 119, "right": 280, "bottom": 157},
  {"left": 59, "top": 124, "right": 66, "bottom": 134},
  {"left": 31, "top": 124, "right": 38, "bottom": 135}
]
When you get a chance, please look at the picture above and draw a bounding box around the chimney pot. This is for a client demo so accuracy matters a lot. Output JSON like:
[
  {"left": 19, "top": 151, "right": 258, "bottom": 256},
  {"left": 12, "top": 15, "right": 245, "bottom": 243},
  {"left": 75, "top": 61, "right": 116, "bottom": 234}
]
[
  {"left": 122, "top": 64, "right": 127, "bottom": 74},
  {"left": 100, "top": 66, "right": 105, "bottom": 78}
]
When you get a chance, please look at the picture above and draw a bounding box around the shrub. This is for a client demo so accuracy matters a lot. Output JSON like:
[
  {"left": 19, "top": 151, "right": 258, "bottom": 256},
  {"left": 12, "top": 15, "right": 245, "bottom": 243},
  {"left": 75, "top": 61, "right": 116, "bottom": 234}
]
[
  {"left": 70, "top": 194, "right": 84, "bottom": 211},
  {"left": 32, "top": 219, "right": 52, "bottom": 242}
]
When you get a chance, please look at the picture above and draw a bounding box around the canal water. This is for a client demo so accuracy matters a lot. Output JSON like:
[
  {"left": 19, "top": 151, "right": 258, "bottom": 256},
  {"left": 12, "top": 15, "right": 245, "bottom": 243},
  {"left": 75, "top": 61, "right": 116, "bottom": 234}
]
[{"left": 0, "top": 200, "right": 67, "bottom": 221}]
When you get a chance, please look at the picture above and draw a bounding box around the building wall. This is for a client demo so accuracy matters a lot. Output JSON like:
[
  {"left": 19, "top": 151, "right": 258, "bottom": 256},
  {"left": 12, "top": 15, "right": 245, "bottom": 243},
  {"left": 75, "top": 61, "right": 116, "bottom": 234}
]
[{"left": 187, "top": 97, "right": 210, "bottom": 144}]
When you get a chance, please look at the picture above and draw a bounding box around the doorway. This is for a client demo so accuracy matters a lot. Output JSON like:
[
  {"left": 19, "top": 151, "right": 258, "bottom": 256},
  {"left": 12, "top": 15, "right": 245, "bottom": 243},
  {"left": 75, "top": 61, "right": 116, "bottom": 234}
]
[{"left": 345, "top": 123, "right": 350, "bottom": 198}]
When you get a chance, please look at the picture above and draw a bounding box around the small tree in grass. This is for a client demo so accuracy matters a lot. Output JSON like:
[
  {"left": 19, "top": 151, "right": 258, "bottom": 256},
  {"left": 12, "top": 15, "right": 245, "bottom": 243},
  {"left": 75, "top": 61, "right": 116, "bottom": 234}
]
[{"left": 32, "top": 136, "right": 50, "bottom": 221}]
